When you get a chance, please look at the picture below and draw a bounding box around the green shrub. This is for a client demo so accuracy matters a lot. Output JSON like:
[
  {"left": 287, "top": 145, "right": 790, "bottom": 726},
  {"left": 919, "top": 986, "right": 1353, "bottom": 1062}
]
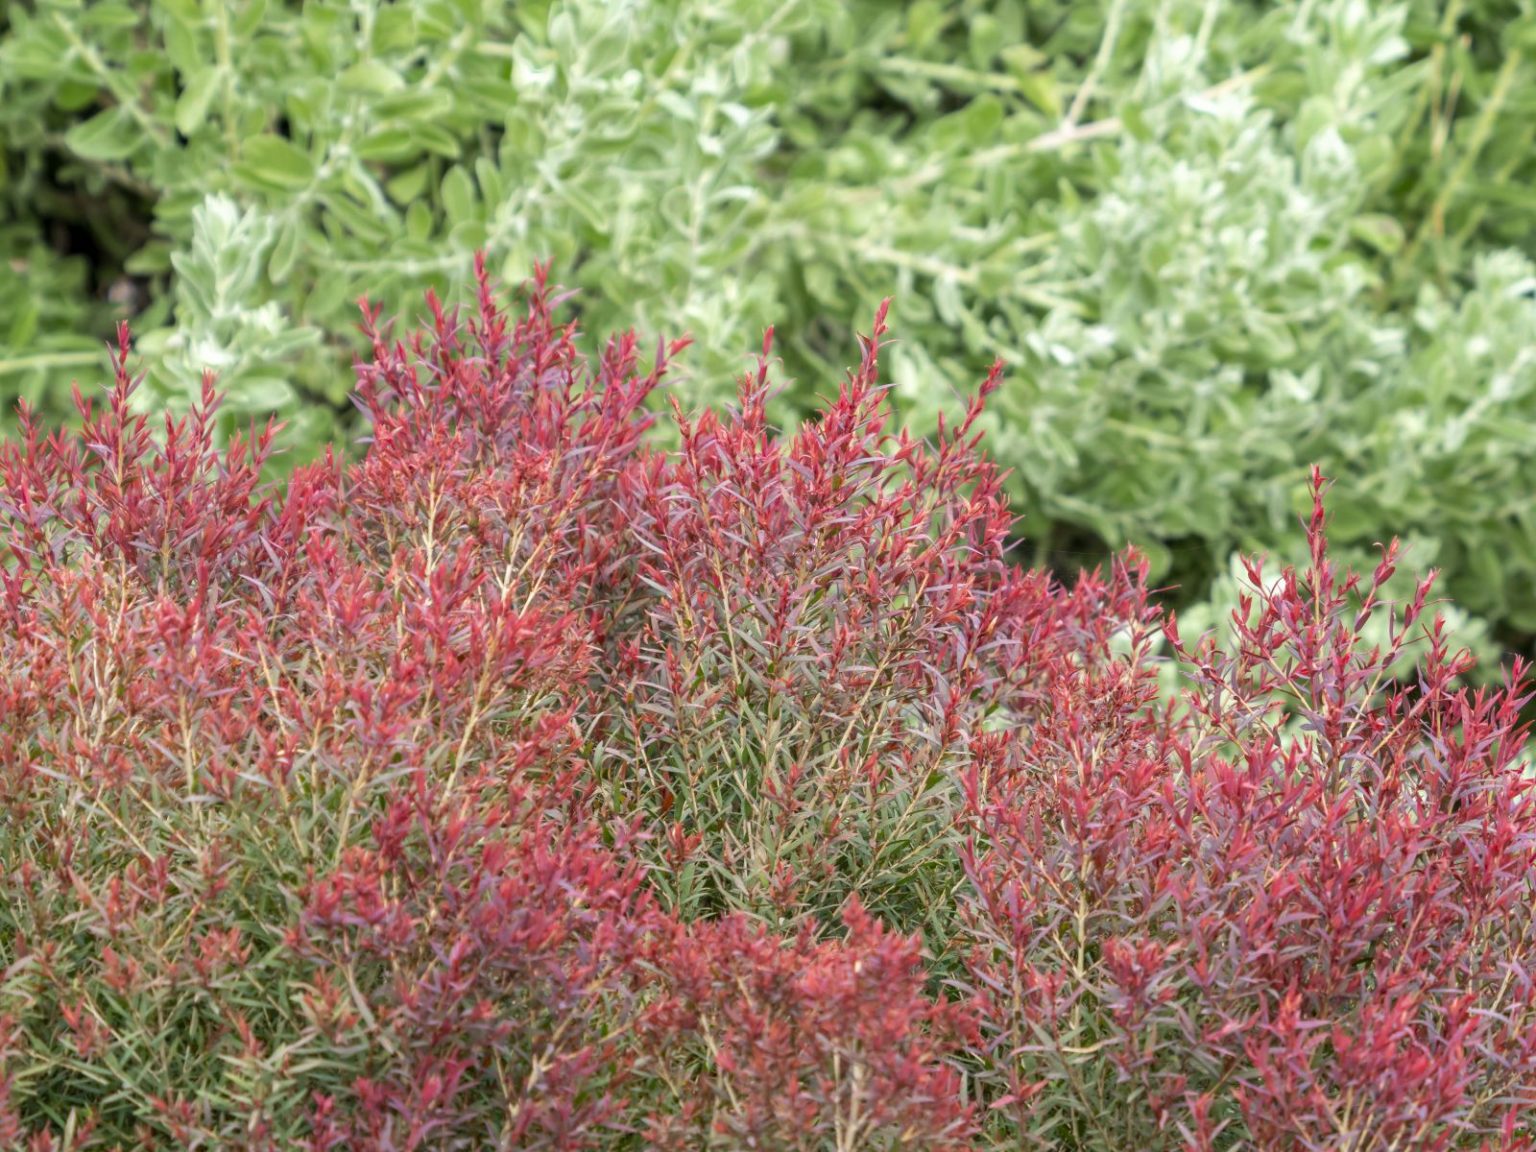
[
  {"left": 819, "top": 0, "right": 1536, "bottom": 640},
  {"left": 0, "top": 0, "right": 828, "bottom": 454}
]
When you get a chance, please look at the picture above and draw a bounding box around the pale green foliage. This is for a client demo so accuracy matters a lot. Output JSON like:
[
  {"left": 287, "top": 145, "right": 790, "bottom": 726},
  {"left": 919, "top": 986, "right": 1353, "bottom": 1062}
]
[
  {"left": 0, "top": 227, "right": 108, "bottom": 415},
  {"left": 1359, "top": 252, "right": 1536, "bottom": 628},
  {"left": 0, "top": 0, "right": 829, "bottom": 442},
  {"left": 2, "top": 0, "right": 1535, "bottom": 655},
  {"left": 132, "top": 194, "right": 324, "bottom": 439},
  {"left": 808, "top": 0, "right": 1536, "bottom": 647}
]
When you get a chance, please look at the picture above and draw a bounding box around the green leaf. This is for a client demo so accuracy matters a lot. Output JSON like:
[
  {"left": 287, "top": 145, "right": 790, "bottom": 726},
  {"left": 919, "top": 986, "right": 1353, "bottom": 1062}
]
[
  {"left": 441, "top": 164, "right": 476, "bottom": 224},
  {"left": 225, "top": 374, "right": 297, "bottom": 411},
  {"left": 374, "top": 89, "right": 456, "bottom": 124},
  {"left": 320, "top": 192, "right": 392, "bottom": 245},
  {"left": 355, "top": 123, "right": 460, "bottom": 163},
  {"left": 583, "top": 27, "right": 629, "bottom": 77},
  {"left": 1120, "top": 100, "right": 1151, "bottom": 141},
  {"left": 235, "top": 136, "right": 315, "bottom": 191},
  {"left": 6, "top": 301, "right": 38, "bottom": 347},
  {"left": 405, "top": 199, "right": 433, "bottom": 241},
  {"left": 548, "top": 9, "right": 576, "bottom": 56},
  {"left": 968, "top": 14, "right": 1001, "bottom": 69},
  {"left": 906, "top": 0, "right": 946, "bottom": 50},
  {"left": 1138, "top": 539, "right": 1173, "bottom": 581},
  {"left": 175, "top": 69, "right": 221, "bottom": 137},
  {"left": 1016, "top": 70, "right": 1060, "bottom": 119},
  {"left": 82, "top": 2, "right": 142, "bottom": 31},
  {"left": 962, "top": 95, "right": 1004, "bottom": 146},
  {"left": 1500, "top": 15, "right": 1536, "bottom": 54},
  {"left": 306, "top": 269, "right": 353, "bottom": 319},
  {"left": 268, "top": 219, "right": 302, "bottom": 284},
  {"left": 234, "top": 0, "right": 269, "bottom": 37},
  {"left": 448, "top": 218, "right": 489, "bottom": 249},
  {"left": 163, "top": 16, "right": 201, "bottom": 75},
  {"left": 373, "top": 7, "right": 419, "bottom": 54},
  {"left": 64, "top": 107, "right": 144, "bottom": 162},
  {"left": 338, "top": 60, "right": 406, "bottom": 95},
  {"left": 1349, "top": 213, "right": 1405, "bottom": 256},
  {"left": 1000, "top": 43, "right": 1045, "bottom": 78},
  {"left": 156, "top": 0, "right": 201, "bottom": 21},
  {"left": 474, "top": 155, "right": 504, "bottom": 204},
  {"left": 412, "top": 122, "right": 463, "bottom": 158},
  {"left": 56, "top": 82, "right": 103, "bottom": 113},
  {"left": 501, "top": 109, "right": 544, "bottom": 156},
  {"left": 355, "top": 128, "right": 415, "bottom": 163},
  {"left": 124, "top": 241, "right": 173, "bottom": 276},
  {"left": 386, "top": 163, "right": 432, "bottom": 205}
]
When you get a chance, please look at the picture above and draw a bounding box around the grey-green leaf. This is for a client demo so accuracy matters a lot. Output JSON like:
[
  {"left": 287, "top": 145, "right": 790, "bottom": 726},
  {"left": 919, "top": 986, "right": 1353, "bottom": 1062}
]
[
  {"left": 64, "top": 107, "right": 143, "bottom": 161},
  {"left": 236, "top": 136, "right": 316, "bottom": 191}
]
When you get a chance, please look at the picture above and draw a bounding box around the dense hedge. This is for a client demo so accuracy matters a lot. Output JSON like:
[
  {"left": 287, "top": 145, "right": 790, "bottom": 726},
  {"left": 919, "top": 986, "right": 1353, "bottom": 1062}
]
[
  {"left": 2, "top": 269, "right": 1533, "bottom": 1149},
  {"left": 3, "top": 0, "right": 1536, "bottom": 669}
]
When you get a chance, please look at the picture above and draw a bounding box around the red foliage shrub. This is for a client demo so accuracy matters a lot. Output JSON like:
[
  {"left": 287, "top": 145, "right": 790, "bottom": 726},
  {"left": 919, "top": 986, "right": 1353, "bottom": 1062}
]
[
  {"left": 638, "top": 895, "right": 979, "bottom": 1150},
  {"left": 593, "top": 301, "right": 1051, "bottom": 933},
  {"left": 956, "top": 472, "right": 1536, "bottom": 1150},
  {"left": 0, "top": 260, "right": 982, "bottom": 1150},
  {"left": 294, "top": 794, "right": 659, "bottom": 1151},
  {"left": 1, "top": 257, "right": 1532, "bottom": 1150},
  {"left": 349, "top": 262, "right": 683, "bottom": 635},
  {"left": 0, "top": 265, "right": 674, "bottom": 1148}
]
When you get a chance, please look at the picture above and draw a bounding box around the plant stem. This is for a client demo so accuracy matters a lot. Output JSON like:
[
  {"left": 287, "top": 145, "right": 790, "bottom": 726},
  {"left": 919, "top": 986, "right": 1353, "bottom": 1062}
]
[{"left": 0, "top": 351, "right": 104, "bottom": 376}]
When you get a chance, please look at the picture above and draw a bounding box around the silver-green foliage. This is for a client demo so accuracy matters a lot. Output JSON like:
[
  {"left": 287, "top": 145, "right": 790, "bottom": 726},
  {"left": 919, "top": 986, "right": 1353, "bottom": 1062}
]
[
  {"left": 2, "top": 0, "right": 1535, "bottom": 643},
  {"left": 839, "top": 0, "right": 1536, "bottom": 636},
  {"left": 0, "top": 0, "right": 830, "bottom": 453}
]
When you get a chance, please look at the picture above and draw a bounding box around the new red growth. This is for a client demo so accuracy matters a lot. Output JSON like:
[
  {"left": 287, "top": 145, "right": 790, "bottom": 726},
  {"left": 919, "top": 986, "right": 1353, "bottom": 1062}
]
[{"left": 1, "top": 258, "right": 1531, "bottom": 1150}]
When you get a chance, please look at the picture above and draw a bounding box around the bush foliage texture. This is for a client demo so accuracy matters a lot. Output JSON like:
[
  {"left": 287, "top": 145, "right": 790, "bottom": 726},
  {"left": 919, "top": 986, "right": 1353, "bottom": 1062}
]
[
  {"left": 2, "top": 266, "right": 1534, "bottom": 1149},
  {"left": 3, "top": 0, "right": 1536, "bottom": 667}
]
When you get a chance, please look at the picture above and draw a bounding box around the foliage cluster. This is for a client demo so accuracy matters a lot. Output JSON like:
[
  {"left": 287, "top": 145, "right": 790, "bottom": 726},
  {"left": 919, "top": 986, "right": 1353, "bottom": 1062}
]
[
  {"left": 4, "top": 0, "right": 1536, "bottom": 662},
  {"left": 2, "top": 272, "right": 1534, "bottom": 1149}
]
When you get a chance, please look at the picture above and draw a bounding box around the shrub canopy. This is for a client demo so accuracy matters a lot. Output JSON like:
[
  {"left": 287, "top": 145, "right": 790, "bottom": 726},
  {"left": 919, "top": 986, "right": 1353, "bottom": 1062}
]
[{"left": 2, "top": 267, "right": 1534, "bottom": 1149}]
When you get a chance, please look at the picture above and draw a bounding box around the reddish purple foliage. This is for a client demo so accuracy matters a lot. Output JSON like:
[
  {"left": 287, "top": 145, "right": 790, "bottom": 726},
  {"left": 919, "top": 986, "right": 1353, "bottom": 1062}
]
[
  {"left": 597, "top": 302, "right": 1047, "bottom": 932},
  {"left": 0, "top": 260, "right": 982, "bottom": 1149},
  {"left": 639, "top": 895, "right": 978, "bottom": 1150},
  {"left": 1, "top": 258, "right": 1532, "bottom": 1150},
  {"left": 957, "top": 471, "right": 1536, "bottom": 1149}
]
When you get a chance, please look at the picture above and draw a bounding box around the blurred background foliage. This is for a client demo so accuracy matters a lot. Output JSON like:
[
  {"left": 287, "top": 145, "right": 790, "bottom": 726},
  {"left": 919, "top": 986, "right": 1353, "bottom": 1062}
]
[{"left": 1, "top": 0, "right": 1533, "bottom": 670}]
